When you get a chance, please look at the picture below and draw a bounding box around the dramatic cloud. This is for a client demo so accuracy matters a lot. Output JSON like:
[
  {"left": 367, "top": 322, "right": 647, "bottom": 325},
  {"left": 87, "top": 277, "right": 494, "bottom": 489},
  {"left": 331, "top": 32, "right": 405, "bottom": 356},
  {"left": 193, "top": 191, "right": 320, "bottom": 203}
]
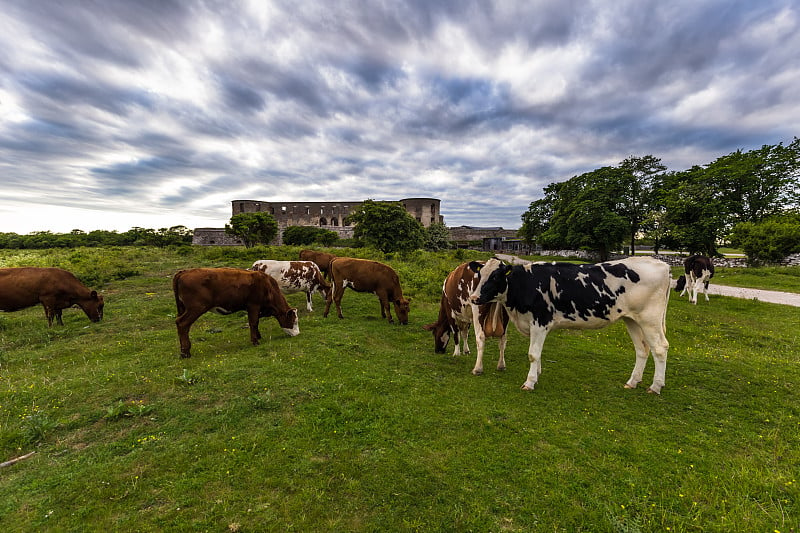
[{"left": 1, "top": 0, "right": 798, "bottom": 233}]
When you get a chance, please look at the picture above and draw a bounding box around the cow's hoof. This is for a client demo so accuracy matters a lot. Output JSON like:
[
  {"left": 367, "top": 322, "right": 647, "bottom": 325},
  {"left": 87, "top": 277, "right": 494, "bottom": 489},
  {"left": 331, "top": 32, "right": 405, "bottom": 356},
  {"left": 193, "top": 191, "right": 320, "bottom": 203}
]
[
  {"left": 497, "top": 365, "right": 506, "bottom": 372},
  {"left": 471, "top": 369, "right": 483, "bottom": 376},
  {"left": 180, "top": 353, "right": 191, "bottom": 359},
  {"left": 646, "top": 387, "right": 661, "bottom": 395},
  {"left": 521, "top": 384, "right": 534, "bottom": 391},
  {"left": 623, "top": 383, "right": 636, "bottom": 389}
]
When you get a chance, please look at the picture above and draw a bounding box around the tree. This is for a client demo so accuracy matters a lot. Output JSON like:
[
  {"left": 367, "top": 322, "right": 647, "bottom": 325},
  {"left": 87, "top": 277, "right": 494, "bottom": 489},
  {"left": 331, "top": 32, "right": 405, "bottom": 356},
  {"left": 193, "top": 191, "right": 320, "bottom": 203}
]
[
  {"left": 225, "top": 213, "right": 278, "bottom": 248},
  {"left": 617, "top": 155, "right": 666, "bottom": 253},
  {"left": 424, "top": 222, "right": 451, "bottom": 251},
  {"left": 661, "top": 167, "right": 728, "bottom": 256},
  {"left": 534, "top": 167, "right": 629, "bottom": 260},
  {"left": 347, "top": 200, "right": 425, "bottom": 253},
  {"left": 519, "top": 192, "right": 555, "bottom": 249}
]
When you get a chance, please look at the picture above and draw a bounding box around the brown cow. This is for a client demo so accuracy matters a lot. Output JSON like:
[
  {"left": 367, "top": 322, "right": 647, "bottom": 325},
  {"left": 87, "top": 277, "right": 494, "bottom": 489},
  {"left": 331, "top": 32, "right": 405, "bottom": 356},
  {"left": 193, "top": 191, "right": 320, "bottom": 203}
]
[
  {"left": 323, "top": 257, "right": 410, "bottom": 324},
  {"left": 0, "top": 267, "right": 104, "bottom": 326},
  {"left": 173, "top": 268, "right": 299, "bottom": 358},
  {"left": 423, "top": 262, "right": 509, "bottom": 375},
  {"left": 299, "top": 249, "right": 337, "bottom": 280}
]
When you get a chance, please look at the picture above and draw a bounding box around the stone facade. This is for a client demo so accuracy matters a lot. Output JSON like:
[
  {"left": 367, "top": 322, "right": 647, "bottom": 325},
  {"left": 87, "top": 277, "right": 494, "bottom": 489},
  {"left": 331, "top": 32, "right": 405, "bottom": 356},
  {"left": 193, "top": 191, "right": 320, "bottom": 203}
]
[
  {"left": 231, "top": 198, "right": 443, "bottom": 228},
  {"left": 193, "top": 197, "right": 445, "bottom": 246}
]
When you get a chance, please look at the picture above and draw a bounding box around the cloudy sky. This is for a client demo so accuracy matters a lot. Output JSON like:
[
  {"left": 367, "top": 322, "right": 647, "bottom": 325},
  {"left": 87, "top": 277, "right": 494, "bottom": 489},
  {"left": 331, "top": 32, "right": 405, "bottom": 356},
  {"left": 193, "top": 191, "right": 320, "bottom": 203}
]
[{"left": 1, "top": 0, "right": 798, "bottom": 234}]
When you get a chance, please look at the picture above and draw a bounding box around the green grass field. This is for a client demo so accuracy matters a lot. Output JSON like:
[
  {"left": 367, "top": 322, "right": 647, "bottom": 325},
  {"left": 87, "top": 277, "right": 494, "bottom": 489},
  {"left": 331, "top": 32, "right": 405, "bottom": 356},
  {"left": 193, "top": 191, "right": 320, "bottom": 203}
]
[{"left": 1, "top": 247, "right": 798, "bottom": 531}]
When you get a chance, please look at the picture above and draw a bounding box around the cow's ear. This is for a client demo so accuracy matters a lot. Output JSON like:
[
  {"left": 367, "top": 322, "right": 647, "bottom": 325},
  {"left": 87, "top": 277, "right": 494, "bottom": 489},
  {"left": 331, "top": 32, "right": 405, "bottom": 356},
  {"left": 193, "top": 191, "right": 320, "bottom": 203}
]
[
  {"left": 422, "top": 323, "right": 435, "bottom": 331},
  {"left": 468, "top": 261, "right": 483, "bottom": 273},
  {"left": 91, "top": 290, "right": 98, "bottom": 298}
]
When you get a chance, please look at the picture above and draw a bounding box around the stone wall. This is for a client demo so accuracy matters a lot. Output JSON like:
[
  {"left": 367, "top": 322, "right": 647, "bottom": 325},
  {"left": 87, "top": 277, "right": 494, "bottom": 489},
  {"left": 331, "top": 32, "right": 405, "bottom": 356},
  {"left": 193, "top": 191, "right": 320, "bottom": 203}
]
[{"left": 449, "top": 226, "right": 518, "bottom": 242}]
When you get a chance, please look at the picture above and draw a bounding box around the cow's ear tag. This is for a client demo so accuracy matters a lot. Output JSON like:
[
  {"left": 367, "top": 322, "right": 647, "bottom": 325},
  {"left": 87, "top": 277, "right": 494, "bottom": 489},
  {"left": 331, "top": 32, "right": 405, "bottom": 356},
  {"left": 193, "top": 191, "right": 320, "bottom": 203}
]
[{"left": 505, "top": 269, "right": 512, "bottom": 276}]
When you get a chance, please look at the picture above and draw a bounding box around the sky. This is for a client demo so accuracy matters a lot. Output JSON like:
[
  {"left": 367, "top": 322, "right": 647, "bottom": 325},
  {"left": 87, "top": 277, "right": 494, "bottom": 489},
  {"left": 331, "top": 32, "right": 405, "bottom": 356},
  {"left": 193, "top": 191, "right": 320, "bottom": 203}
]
[{"left": 1, "top": 1, "right": 798, "bottom": 234}]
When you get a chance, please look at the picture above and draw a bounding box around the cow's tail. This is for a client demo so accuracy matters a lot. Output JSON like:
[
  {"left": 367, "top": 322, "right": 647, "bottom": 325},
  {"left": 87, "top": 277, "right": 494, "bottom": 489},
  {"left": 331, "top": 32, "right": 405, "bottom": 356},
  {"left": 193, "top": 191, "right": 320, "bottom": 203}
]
[
  {"left": 173, "top": 271, "right": 186, "bottom": 316},
  {"left": 660, "top": 266, "right": 671, "bottom": 336}
]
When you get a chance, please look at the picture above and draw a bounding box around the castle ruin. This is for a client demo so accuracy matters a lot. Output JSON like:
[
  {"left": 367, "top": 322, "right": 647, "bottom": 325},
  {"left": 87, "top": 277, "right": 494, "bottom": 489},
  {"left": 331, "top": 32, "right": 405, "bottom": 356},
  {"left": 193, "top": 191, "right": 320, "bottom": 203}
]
[{"left": 192, "top": 198, "right": 445, "bottom": 245}]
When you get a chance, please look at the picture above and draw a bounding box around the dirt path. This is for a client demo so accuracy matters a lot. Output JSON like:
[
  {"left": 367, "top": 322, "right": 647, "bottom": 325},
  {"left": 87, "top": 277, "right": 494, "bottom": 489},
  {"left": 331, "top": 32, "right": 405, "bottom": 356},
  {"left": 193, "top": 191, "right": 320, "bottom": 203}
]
[{"left": 679, "top": 283, "right": 800, "bottom": 307}]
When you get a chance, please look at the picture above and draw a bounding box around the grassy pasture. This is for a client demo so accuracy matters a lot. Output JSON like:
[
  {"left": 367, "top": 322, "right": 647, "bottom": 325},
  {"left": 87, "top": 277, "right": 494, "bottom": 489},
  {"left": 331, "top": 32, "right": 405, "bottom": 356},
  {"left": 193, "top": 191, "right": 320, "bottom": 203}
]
[{"left": 1, "top": 247, "right": 799, "bottom": 532}]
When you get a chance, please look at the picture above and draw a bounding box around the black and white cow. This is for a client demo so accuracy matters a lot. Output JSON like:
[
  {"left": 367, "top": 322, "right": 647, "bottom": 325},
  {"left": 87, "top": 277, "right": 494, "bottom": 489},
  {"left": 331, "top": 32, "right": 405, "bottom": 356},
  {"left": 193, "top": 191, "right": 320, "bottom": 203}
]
[
  {"left": 674, "top": 255, "right": 714, "bottom": 304},
  {"left": 251, "top": 260, "right": 331, "bottom": 312},
  {"left": 469, "top": 257, "right": 671, "bottom": 393}
]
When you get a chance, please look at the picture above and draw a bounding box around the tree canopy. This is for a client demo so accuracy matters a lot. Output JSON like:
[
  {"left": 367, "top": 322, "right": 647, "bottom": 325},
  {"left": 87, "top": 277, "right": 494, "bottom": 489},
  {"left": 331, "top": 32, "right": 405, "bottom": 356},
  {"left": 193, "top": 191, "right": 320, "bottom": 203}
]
[
  {"left": 224, "top": 212, "right": 278, "bottom": 248},
  {"left": 520, "top": 137, "right": 800, "bottom": 259},
  {"left": 348, "top": 200, "right": 425, "bottom": 253}
]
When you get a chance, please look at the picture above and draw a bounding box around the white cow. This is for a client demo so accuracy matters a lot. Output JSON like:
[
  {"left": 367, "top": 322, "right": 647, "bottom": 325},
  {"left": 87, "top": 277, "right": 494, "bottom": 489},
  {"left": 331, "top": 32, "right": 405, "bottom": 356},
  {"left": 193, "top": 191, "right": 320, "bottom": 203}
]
[{"left": 250, "top": 260, "right": 331, "bottom": 312}]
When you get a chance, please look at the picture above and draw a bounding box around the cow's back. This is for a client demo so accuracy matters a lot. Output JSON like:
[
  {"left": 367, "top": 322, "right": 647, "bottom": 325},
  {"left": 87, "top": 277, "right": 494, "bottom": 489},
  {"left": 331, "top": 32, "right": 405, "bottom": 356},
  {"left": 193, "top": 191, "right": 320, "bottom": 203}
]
[
  {"left": 0, "top": 267, "right": 83, "bottom": 309},
  {"left": 174, "top": 268, "right": 272, "bottom": 311},
  {"left": 300, "top": 250, "right": 336, "bottom": 272},
  {"left": 331, "top": 257, "right": 400, "bottom": 294}
]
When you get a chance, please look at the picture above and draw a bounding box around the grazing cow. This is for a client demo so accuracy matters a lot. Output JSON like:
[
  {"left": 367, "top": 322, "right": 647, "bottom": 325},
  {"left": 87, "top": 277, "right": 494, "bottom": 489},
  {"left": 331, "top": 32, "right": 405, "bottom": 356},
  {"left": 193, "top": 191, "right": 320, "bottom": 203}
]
[
  {"left": 299, "top": 249, "right": 337, "bottom": 280},
  {"left": 250, "top": 260, "right": 331, "bottom": 312},
  {"left": 675, "top": 255, "right": 714, "bottom": 304},
  {"left": 0, "top": 267, "right": 104, "bottom": 326},
  {"left": 469, "top": 257, "right": 670, "bottom": 393},
  {"left": 323, "top": 257, "right": 411, "bottom": 324},
  {"left": 423, "top": 262, "right": 509, "bottom": 375},
  {"left": 173, "top": 268, "right": 299, "bottom": 358}
]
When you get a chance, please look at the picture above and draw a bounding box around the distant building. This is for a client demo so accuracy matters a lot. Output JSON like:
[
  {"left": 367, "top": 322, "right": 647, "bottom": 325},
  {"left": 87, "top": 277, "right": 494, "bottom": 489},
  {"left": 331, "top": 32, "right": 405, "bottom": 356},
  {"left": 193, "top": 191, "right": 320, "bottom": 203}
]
[
  {"left": 193, "top": 198, "right": 444, "bottom": 245},
  {"left": 192, "top": 198, "right": 522, "bottom": 247}
]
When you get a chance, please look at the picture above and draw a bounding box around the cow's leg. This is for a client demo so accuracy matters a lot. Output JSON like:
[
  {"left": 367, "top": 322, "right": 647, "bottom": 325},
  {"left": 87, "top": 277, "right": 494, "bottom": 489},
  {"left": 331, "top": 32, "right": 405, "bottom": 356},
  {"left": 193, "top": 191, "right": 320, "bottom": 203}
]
[
  {"left": 643, "top": 327, "right": 669, "bottom": 394},
  {"left": 378, "top": 292, "right": 393, "bottom": 323},
  {"left": 622, "top": 317, "right": 650, "bottom": 390},
  {"left": 55, "top": 309, "right": 64, "bottom": 326},
  {"left": 496, "top": 332, "right": 508, "bottom": 372},
  {"left": 247, "top": 306, "right": 261, "bottom": 345},
  {"left": 175, "top": 308, "right": 207, "bottom": 358},
  {"left": 690, "top": 277, "right": 704, "bottom": 304},
  {"left": 323, "top": 283, "right": 335, "bottom": 317},
  {"left": 471, "top": 318, "right": 486, "bottom": 375},
  {"left": 305, "top": 291, "right": 314, "bottom": 312},
  {"left": 522, "top": 325, "right": 548, "bottom": 390},
  {"left": 459, "top": 323, "right": 471, "bottom": 355},
  {"left": 325, "top": 282, "right": 346, "bottom": 319}
]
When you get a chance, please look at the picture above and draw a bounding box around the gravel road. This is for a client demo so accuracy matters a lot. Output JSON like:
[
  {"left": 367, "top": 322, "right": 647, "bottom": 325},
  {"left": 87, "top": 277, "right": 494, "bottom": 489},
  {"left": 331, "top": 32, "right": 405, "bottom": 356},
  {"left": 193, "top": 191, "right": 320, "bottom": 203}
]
[{"left": 677, "top": 282, "right": 800, "bottom": 307}]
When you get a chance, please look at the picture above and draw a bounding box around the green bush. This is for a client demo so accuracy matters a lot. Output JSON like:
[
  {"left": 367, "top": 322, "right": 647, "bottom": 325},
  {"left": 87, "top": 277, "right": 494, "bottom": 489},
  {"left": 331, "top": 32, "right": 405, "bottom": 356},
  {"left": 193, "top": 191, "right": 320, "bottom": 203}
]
[{"left": 730, "top": 215, "right": 800, "bottom": 264}]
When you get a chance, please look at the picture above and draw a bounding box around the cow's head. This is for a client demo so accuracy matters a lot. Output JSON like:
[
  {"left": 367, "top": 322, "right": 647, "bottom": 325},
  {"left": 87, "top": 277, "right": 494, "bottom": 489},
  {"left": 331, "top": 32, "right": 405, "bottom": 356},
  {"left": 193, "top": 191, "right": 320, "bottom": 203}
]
[
  {"left": 277, "top": 308, "right": 300, "bottom": 336},
  {"left": 422, "top": 320, "right": 452, "bottom": 353},
  {"left": 80, "top": 291, "right": 104, "bottom": 322},
  {"left": 394, "top": 297, "right": 411, "bottom": 325},
  {"left": 674, "top": 275, "right": 686, "bottom": 293},
  {"left": 468, "top": 258, "right": 510, "bottom": 305}
]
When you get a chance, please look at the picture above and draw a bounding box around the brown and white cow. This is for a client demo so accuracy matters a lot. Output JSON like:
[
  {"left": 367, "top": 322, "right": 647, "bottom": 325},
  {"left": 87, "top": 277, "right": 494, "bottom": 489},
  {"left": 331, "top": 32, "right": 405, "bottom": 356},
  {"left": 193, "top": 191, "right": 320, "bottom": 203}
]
[
  {"left": 323, "top": 257, "right": 410, "bottom": 324},
  {"left": 424, "top": 262, "right": 509, "bottom": 375},
  {"left": 250, "top": 260, "right": 331, "bottom": 312},
  {"left": 299, "top": 249, "right": 337, "bottom": 280},
  {"left": 470, "top": 257, "right": 670, "bottom": 393},
  {"left": 173, "top": 267, "right": 299, "bottom": 358},
  {"left": 675, "top": 255, "right": 714, "bottom": 304},
  {"left": 0, "top": 267, "right": 104, "bottom": 326}
]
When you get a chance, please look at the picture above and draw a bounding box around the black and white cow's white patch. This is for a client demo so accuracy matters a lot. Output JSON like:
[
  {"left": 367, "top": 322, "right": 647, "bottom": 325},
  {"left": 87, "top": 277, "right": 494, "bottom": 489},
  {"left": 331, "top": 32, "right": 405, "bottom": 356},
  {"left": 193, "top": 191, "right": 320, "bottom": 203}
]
[{"left": 469, "top": 257, "right": 671, "bottom": 393}]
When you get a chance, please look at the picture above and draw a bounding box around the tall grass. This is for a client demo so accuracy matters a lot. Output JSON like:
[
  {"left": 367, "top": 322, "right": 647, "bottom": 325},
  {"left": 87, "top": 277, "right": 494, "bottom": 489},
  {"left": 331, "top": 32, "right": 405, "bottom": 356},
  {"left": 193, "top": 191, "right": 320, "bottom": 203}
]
[{"left": 1, "top": 247, "right": 798, "bottom": 531}]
